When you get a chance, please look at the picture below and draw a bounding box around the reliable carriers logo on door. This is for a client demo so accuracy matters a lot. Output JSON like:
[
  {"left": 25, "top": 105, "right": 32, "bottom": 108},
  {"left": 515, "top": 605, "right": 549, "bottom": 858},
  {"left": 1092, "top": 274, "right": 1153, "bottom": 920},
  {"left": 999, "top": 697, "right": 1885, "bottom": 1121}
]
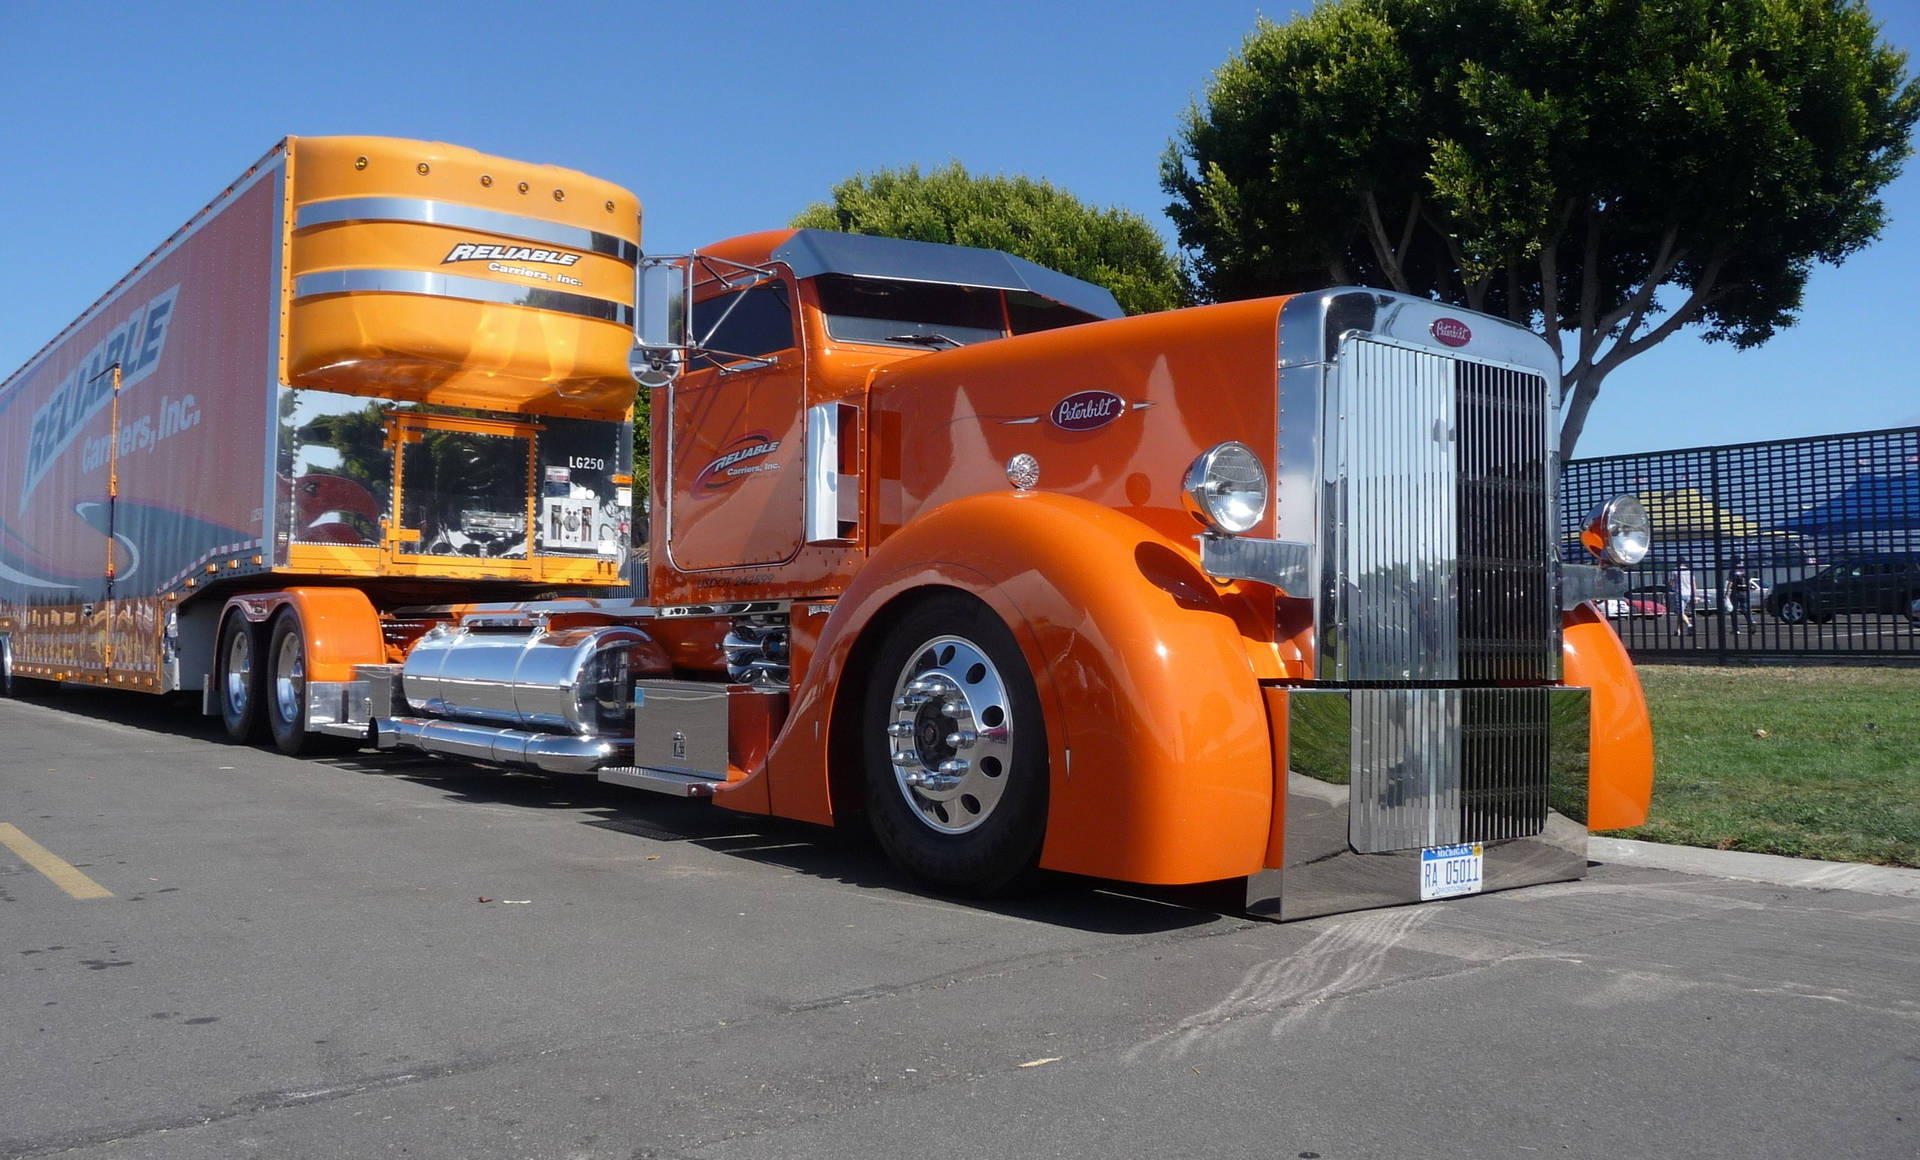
[{"left": 692, "top": 433, "right": 782, "bottom": 496}]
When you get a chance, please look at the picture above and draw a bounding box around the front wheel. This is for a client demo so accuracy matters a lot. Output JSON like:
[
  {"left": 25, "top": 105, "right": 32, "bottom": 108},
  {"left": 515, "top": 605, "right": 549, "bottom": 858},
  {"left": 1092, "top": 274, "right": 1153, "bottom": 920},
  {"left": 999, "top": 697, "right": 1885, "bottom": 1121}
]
[
  {"left": 1774, "top": 595, "right": 1810, "bottom": 625},
  {"left": 861, "top": 594, "right": 1048, "bottom": 896}
]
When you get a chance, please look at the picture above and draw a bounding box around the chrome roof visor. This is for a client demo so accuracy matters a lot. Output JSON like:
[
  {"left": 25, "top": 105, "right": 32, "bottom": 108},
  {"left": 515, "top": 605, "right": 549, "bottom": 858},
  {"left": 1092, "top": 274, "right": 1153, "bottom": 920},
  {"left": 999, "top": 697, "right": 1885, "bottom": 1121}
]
[{"left": 768, "top": 229, "right": 1124, "bottom": 321}]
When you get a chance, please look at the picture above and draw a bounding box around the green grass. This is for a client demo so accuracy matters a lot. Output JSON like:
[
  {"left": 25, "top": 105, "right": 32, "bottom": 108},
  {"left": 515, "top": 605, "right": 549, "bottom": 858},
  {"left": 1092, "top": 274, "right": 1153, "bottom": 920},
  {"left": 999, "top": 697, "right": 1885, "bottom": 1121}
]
[{"left": 1611, "top": 664, "right": 1920, "bottom": 867}]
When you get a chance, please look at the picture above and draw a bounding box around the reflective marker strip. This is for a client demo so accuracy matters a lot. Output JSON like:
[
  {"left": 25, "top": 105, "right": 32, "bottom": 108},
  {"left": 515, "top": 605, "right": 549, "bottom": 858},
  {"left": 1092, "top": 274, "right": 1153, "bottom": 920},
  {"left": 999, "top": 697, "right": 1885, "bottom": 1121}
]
[
  {"left": 293, "top": 269, "right": 634, "bottom": 328},
  {"left": 295, "top": 196, "right": 638, "bottom": 263},
  {"left": 0, "top": 823, "right": 112, "bottom": 900}
]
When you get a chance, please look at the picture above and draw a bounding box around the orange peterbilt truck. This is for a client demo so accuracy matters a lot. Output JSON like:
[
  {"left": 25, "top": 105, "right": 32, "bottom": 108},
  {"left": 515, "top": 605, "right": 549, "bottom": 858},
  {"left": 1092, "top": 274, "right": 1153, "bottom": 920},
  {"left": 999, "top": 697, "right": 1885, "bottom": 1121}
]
[{"left": 0, "top": 135, "right": 1654, "bottom": 918}]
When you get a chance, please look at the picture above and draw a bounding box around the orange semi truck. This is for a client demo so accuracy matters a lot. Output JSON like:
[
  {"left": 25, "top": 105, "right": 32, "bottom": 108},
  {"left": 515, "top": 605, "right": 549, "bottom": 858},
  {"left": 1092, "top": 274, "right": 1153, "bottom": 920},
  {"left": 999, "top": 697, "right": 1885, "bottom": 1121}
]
[{"left": 0, "top": 136, "right": 1653, "bottom": 918}]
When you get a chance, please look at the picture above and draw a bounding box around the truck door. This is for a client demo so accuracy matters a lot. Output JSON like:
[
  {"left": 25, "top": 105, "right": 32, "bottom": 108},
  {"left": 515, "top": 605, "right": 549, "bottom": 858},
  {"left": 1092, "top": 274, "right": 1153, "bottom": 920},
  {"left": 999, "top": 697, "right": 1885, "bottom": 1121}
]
[{"left": 665, "top": 280, "right": 805, "bottom": 571}]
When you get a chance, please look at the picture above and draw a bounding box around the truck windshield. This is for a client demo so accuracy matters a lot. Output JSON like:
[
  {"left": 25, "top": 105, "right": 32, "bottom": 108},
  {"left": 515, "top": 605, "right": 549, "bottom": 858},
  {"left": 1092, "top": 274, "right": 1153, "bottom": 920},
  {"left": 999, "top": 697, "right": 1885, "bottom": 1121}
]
[{"left": 814, "top": 274, "right": 1102, "bottom": 349}]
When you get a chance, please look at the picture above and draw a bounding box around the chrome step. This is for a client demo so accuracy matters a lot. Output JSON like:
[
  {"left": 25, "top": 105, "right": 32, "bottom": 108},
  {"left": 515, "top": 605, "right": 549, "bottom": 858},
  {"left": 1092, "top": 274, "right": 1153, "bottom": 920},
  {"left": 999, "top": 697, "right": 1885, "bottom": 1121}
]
[{"left": 597, "top": 765, "right": 723, "bottom": 798}]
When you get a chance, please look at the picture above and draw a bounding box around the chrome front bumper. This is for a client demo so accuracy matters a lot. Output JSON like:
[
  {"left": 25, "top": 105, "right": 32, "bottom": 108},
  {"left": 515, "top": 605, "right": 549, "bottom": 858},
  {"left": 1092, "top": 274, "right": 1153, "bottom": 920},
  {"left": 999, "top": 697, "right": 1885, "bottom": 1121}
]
[{"left": 1249, "top": 685, "right": 1592, "bottom": 920}]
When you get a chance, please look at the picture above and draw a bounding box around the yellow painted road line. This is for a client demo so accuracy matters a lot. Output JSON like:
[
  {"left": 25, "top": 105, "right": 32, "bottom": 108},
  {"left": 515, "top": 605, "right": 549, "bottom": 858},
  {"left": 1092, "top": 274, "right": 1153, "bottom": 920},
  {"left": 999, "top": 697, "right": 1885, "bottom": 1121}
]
[{"left": 0, "top": 823, "right": 112, "bottom": 900}]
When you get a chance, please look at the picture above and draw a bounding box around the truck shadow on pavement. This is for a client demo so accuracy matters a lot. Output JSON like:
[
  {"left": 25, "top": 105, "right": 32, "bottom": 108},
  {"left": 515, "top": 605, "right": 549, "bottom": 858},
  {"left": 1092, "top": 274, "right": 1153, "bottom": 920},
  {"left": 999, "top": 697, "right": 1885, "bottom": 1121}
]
[
  {"left": 9, "top": 685, "right": 1228, "bottom": 934},
  {"left": 324, "top": 748, "right": 1225, "bottom": 935}
]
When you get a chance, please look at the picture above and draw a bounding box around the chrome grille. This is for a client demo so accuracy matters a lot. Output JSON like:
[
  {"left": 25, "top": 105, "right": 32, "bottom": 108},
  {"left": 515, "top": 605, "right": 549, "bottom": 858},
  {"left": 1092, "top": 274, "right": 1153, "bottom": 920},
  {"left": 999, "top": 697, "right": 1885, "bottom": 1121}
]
[
  {"left": 1456, "top": 362, "right": 1553, "bottom": 680},
  {"left": 1330, "top": 339, "right": 1554, "bottom": 683},
  {"left": 1340, "top": 343, "right": 1459, "bottom": 681},
  {"left": 1347, "top": 687, "right": 1554, "bottom": 853},
  {"left": 1349, "top": 688, "right": 1461, "bottom": 852}
]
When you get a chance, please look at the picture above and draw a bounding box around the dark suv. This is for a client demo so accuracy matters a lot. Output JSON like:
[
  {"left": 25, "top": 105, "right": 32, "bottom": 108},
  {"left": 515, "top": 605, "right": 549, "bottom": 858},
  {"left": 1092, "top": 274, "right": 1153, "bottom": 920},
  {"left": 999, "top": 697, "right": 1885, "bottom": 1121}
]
[{"left": 1766, "top": 556, "right": 1920, "bottom": 624}]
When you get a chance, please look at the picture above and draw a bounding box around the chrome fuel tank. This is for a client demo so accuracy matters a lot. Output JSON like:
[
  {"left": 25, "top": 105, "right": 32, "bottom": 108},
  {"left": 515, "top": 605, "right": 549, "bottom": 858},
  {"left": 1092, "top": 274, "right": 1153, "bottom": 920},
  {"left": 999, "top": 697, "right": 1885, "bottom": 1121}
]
[{"left": 402, "top": 623, "right": 646, "bottom": 736}]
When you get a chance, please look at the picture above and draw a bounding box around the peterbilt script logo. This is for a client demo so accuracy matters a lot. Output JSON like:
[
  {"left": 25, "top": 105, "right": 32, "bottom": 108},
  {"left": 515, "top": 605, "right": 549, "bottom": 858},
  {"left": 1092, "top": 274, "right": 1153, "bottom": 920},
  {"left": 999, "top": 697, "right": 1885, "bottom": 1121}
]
[
  {"left": 692, "top": 432, "right": 782, "bottom": 495},
  {"left": 1431, "top": 317, "right": 1473, "bottom": 347},
  {"left": 442, "top": 243, "right": 583, "bottom": 266},
  {"left": 1050, "top": 390, "right": 1126, "bottom": 432}
]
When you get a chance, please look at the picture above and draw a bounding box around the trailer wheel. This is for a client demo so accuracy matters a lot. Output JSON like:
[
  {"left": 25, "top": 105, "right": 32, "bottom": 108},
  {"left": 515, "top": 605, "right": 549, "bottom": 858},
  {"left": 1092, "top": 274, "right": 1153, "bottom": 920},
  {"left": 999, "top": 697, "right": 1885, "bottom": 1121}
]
[
  {"left": 0, "top": 637, "right": 37, "bottom": 698},
  {"left": 861, "top": 593, "right": 1048, "bottom": 896},
  {"left": 217, "top": 611, "right": 267, "bottom": 743},
  {"left": 265, "top": 609, "right": 316, "bottom": 756}
]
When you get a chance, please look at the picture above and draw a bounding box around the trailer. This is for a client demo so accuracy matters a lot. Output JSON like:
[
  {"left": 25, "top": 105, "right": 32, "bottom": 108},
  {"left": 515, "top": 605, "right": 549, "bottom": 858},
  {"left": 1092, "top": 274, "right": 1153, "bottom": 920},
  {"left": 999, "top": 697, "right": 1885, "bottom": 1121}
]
[{"left": 0, "top": 136, "right": 641, "bottom": 747}]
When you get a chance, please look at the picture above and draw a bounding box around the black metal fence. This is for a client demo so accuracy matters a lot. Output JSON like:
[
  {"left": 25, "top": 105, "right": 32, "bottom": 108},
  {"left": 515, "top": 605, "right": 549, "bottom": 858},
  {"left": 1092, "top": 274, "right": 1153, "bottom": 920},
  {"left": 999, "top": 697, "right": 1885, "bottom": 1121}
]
[{"left": 1562, "top": 426, "right": 1920, "bottom": 660}]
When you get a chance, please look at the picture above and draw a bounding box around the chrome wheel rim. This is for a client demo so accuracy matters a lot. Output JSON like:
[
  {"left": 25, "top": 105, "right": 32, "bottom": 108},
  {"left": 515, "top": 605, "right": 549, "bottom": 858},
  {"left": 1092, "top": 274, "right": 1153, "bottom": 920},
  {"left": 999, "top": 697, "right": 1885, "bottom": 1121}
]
[
  {"left": 224, "top": 628, "right": 254, "bottom": 715},
  {"left": 884, "top": 635, "right": 1014, "bottom": 835},
  {"left": 273, "top": 631, "right": 304, "bottom": 724}
]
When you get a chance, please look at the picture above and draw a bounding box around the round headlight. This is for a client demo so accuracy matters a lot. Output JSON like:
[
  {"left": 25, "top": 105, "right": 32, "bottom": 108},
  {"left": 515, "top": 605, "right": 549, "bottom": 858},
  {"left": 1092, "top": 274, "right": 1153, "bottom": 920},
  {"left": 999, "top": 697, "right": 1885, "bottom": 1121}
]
[
  {"left": 1182, "top": 442, "right": 1269, "bottom": 535},
  {"left": 1582, "top": 495, "right": 1651, "bottom": 565}
]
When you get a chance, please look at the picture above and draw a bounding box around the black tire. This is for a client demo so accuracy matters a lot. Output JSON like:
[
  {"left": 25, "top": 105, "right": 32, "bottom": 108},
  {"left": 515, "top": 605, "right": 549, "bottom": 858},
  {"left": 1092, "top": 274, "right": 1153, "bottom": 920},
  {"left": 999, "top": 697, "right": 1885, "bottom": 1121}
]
[
  {"left": 217, "top": 611, "right": 267, "bottom": 743},
  {"left": 861, "top": 593, "right": 1048, "bottom": 896},
  {"left": 1, "top": 637, "right": 23, "bottom": 697},
  {"left": 1774, "top": 594, "right": 1810, "bottom": 625},
  {"left": 265, "top": 609, "right": 316, "bottom": 756}
]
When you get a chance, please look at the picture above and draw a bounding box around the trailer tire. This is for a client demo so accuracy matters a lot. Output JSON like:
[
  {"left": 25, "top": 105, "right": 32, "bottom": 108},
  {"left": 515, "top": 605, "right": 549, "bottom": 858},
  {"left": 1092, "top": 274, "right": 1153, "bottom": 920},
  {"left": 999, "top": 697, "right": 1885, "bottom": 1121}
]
[
  {"left": 861, "top": 593, "right": 1048, "bottom": 897},
  {"left": 217, "top": 611, "right": 267, "bottom": 744},
  {"left": 265, "top": 609, "right": 316, "bottom": 756}
]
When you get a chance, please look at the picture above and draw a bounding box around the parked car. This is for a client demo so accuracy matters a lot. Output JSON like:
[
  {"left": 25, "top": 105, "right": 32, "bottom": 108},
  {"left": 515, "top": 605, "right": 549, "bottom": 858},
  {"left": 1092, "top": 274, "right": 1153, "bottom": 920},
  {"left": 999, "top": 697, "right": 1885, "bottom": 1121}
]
[
  {"left": 1600, "top": 593, "right": 1667, "bottom": 619},
  {"left": 1764, "top": 555, "right": 1920, "bottom": 624}
]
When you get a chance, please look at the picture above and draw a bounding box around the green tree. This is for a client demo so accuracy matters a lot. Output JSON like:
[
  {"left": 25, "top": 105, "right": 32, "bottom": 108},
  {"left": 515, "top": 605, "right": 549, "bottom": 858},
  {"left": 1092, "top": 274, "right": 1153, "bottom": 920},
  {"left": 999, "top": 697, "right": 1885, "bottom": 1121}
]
[
  {"left": 793, "top": 162, "right": 1186, "bottom": 316},
  {"left": 1163, "top": 0, "right": 1919, "bottom": 457}
]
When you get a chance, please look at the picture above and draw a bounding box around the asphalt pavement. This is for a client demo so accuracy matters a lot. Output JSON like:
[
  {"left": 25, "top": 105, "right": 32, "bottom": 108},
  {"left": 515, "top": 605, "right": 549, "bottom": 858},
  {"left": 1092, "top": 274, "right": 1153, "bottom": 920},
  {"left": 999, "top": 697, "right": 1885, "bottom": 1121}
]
[{"left": 1, "top": 689, "right": 1915, "bottom": 1160}]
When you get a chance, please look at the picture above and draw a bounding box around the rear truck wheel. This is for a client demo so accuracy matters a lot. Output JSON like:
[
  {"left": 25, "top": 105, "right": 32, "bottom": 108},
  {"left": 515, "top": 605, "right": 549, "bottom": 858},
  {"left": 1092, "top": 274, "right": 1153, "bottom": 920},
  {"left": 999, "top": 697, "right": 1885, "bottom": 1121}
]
[
  {"left": 861, "top": 594, "right": 1048, "bottom": 897},
  {"left": 217, "top": 611, "right": 267, "bottom": 743},
  {"left": 266, "top": 609, "right": 315, "bottom": 756},
  {"left": 1774, "top": 595, "right": 1810, "bottom": 625}
]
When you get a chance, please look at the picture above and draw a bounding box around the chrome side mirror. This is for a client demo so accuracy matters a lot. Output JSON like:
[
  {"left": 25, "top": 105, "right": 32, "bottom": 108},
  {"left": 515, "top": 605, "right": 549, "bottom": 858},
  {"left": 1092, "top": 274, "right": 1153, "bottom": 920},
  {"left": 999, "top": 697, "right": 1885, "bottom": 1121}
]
[{"left": 632, "top": 256, "right": 690, "bottom": 387}]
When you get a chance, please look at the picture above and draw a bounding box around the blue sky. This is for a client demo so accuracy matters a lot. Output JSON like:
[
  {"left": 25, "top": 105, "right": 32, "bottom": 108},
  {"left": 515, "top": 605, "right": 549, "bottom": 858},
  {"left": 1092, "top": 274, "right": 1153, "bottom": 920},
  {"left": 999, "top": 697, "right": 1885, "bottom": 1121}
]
[{"left": 3, "top": 0, "right": 1916, "bottom": 460}]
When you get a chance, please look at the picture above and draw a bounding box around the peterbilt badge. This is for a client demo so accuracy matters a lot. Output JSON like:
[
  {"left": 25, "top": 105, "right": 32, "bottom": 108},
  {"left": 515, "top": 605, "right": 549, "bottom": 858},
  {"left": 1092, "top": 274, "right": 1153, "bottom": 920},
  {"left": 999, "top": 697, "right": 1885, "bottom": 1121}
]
[
  {"left": 1050, "top": 390, "right": 1126, "bottom": 432},
  {"left": 1431, "top": 318, "right": 1472, "bottom": 347}
]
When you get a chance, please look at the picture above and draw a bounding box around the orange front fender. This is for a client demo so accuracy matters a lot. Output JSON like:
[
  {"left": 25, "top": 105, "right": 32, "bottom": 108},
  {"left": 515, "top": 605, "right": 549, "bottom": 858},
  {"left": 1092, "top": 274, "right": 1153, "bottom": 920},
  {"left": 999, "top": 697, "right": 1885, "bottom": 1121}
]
[
  {"left": 755, "top": 491, "right": 1274, "bottom": 885},
  {"left": 1562, "top": 603, "right": 1654, "bottom": 831}
]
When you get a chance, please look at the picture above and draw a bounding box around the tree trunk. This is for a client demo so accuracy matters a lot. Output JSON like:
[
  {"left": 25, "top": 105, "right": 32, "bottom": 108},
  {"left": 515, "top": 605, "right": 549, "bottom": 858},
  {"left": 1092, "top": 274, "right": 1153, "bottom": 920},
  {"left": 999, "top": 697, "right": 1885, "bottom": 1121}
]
[{"left": 1556, "top": 363, "right": 1610, "bottom": 461}]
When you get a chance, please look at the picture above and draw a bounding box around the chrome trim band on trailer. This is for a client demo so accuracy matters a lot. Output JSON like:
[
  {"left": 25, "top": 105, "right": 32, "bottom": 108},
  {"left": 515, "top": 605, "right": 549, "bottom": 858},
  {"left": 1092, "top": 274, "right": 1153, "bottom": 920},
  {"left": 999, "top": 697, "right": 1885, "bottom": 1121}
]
[
  {"left": 294, "top": 197, "right": 639, "bottom": 263},
  {"left": 293, "top": 269, "right": 634, "bottom": 327},
  {"left": 1250, "top": 685, "right": 1591, "bottom": 921}
]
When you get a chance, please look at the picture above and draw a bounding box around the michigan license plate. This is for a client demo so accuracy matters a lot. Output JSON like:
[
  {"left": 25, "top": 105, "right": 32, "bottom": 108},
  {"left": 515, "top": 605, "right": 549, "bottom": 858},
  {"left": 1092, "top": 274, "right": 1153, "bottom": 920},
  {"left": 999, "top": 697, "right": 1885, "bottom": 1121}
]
[{"left": 1420, "top": 843, "right": 1484, "bottom": 901}]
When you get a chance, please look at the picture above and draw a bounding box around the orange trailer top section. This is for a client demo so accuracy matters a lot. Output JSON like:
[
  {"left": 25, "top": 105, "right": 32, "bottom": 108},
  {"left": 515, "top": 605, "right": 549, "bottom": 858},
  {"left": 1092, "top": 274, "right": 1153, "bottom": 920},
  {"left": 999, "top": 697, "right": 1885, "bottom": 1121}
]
[{"left": 284, "top": 136, "right": 642, "bottom": 419}]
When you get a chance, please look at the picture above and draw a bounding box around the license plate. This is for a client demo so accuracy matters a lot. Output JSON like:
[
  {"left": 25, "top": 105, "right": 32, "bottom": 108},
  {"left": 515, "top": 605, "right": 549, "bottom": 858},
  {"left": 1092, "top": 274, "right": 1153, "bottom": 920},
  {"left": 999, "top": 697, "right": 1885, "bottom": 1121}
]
[{"left": 1420, "top": 843, "right": 1484, "bottom": 901}]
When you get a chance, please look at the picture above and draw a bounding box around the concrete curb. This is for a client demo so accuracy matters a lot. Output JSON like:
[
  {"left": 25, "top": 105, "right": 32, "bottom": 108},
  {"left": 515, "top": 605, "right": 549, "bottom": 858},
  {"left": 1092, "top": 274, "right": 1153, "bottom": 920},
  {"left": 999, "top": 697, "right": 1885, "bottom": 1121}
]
[{"left": 1589, "top": 836, "right": 1920, "bottom": 899}]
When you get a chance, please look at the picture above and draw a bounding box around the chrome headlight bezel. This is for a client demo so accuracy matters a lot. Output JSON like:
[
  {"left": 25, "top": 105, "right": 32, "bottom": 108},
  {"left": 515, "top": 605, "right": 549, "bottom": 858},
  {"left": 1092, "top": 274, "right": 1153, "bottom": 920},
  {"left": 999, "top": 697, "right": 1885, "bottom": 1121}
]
[
  {"left": 1582, "top": 495, "right": 1651, "bottom": 566},
  {"left": 1182, "top": 441, "right": 1270, "bottom": 536}
]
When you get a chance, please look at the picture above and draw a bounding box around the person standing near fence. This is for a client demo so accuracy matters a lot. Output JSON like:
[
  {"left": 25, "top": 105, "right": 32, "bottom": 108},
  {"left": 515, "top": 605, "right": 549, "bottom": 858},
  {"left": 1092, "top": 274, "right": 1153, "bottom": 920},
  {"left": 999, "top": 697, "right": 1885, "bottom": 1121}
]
[
  {"left": 1726, "top": 558, "right": 1756, "bottom": 634},
  {"left": 1672, "top": 566, "right": 1697, "bottom": 633}
]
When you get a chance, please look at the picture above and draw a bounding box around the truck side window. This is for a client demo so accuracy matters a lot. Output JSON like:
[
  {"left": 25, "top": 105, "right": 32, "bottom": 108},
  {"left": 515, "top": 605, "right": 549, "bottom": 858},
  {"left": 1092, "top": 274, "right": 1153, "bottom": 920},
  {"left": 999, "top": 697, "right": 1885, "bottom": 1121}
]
[{"left": 690, "top": 283, "right": 795, "bottom": 368}]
